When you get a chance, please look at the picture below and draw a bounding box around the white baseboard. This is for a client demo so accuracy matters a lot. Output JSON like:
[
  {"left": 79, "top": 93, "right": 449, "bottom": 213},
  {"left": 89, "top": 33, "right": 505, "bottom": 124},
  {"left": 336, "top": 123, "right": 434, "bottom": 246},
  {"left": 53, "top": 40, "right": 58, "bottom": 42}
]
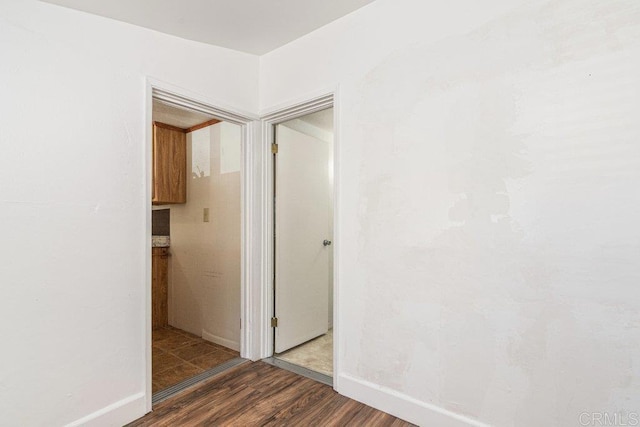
[
  {"left": 66, "top": 392, "right": 146, "bottom": 427},
  {"left": 202, "top": 329, "right": 240, "bottom": 352},
  {"left": 337, "top": 374, "right": 489, "bottom": 427}
]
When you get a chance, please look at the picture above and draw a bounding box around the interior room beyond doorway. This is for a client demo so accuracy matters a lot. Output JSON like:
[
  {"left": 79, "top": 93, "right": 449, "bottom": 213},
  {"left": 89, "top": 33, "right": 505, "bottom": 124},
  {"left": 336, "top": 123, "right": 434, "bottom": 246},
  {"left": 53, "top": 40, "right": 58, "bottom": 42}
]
[{"left": 151, "top": 99, "right": 242, "bottom": 396}]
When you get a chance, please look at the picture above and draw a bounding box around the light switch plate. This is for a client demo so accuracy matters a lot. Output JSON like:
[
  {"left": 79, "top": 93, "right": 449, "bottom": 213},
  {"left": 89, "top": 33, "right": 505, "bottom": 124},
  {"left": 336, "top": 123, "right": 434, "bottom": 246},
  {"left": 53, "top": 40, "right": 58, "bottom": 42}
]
[{"left": 203, "top": 208, "right": 210, "bottom": 222}]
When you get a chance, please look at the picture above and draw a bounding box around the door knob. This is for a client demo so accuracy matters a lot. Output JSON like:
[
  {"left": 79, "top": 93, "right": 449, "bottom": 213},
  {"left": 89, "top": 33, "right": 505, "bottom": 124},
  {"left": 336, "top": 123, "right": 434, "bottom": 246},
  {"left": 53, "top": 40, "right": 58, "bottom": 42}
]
[{"left": 323, "top": 240, "right": 332, "bottom": 246}]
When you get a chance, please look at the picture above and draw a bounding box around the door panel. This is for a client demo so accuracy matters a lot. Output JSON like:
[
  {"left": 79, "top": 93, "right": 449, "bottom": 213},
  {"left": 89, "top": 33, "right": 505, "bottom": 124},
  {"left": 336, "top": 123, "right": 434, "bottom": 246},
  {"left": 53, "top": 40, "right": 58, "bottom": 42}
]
[{"left": 275, "top": 124, "right": 330, "bottom": 354}]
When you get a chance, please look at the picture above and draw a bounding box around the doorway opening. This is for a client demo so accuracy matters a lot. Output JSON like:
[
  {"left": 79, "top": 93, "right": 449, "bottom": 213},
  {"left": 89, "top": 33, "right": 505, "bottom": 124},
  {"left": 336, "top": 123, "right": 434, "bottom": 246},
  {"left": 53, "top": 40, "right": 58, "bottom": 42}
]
[
  {"left": 270, "top": 106, "right": 335, "bottom": 383},
  {"left": 148, "top": 90, "right": 251, "bottom": 404}
]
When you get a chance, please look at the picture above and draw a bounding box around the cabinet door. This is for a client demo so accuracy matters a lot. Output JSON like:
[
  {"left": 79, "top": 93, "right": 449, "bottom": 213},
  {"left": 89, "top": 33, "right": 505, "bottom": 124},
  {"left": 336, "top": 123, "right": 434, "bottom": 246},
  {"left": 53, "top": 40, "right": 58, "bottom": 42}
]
[
  {"left": 153, "top": 124, "right": 186, "bottom": 204},
  {"left": 152, "top": 247, "right": 169, "bottom": 329}
]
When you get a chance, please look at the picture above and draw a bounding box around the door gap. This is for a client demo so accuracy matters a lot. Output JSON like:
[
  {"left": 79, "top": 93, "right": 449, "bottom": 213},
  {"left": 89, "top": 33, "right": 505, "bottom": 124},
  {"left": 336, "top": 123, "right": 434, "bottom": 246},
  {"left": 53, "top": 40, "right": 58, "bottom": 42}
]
[{"left": 271, "top": 107, "right": 335, "bottom": 381}]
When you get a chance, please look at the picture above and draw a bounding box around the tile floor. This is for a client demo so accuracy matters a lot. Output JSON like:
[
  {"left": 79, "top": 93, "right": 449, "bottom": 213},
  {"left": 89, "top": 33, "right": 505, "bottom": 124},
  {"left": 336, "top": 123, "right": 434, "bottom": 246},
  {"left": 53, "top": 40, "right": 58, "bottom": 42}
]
[
  {"left": 152, "top": 326, "right": 239, "bottom": 393},
  {"left": 276, "top": 329, "right": 333, "bottom": 376}
]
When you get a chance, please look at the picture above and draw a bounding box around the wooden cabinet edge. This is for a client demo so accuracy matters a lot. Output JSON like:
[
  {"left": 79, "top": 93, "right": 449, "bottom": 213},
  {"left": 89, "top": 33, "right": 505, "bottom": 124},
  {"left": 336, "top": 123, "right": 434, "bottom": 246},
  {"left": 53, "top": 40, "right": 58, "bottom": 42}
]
[
  {"left": 151, "top": 246, "right": 169, "bottom": 329},
  {"left": 152, "top": 123, "right": 187, "bottom": 205}
]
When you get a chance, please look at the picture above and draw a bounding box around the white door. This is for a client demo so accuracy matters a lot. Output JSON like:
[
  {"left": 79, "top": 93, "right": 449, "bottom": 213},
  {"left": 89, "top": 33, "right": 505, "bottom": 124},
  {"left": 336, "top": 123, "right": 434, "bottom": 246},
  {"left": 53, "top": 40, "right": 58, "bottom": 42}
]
[{"left": 274, "top": 124, "right": 331, "bottom": 354}]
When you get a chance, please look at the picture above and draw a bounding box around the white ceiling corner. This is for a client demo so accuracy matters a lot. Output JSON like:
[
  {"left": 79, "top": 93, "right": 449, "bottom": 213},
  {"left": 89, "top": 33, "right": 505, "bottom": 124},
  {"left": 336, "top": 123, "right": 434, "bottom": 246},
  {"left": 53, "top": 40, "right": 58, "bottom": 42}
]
[
  {"left": 40, "top": 0, "right": 377, "bottom": 55},
  {"left": 281, "top": 108, "right": 334, "bottom": 142}
]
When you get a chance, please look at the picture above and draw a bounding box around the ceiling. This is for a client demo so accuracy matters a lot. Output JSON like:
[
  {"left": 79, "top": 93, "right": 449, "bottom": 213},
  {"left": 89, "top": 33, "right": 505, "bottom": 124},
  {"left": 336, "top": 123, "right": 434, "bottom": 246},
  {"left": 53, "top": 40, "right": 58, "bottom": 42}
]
[
  {"left": 41, "top": 0, "right": 377, "bottom": 55},
  {"left": 153, "top": 100, "right": 217, "bottom": 129},
  {"left": 153, "top": 101, "right": 333, "bottom": 132},
  {"left": 281, "top": 107, "right": 334, "bottom": 143},
  {"left": 297, "top": 108, "right": 333, "bottom": 134}
]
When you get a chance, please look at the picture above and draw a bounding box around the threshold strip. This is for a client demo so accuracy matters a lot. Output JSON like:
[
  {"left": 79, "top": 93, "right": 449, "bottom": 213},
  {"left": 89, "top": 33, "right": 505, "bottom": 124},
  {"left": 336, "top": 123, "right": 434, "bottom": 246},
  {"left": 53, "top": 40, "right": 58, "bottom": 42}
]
[
  {"left": 263, "top": 357, "right": 333, "bottom": 387},
  {"left": 152, "top": 357, "right": 248, "bottom": 405}
]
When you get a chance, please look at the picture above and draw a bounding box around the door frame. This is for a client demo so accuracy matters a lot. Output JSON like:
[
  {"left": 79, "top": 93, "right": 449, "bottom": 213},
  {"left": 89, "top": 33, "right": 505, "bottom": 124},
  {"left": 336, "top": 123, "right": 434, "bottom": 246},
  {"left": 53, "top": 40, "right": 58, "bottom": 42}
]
[
  {"left": 260, "top": 91, "right": 340, "bottom": 387},
  {"left": 144, "top": 79, "right": 260, "bottom": 410}
]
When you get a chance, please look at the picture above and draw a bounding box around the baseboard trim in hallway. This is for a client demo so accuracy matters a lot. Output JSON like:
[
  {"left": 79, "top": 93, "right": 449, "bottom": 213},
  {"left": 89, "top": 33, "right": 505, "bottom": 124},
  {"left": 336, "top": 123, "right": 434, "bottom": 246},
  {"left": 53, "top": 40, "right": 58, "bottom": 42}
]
[
  {"left": 263, "top": 356, "right": 332, "bottom": 386},
  {"left": 152, "top": 357, "right": 248, "bottom": 405}
]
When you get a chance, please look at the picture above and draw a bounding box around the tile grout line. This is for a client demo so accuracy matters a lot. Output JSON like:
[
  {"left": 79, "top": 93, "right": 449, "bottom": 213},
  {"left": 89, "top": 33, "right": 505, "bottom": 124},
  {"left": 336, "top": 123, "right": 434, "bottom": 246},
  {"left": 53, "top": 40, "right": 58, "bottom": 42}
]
[{"left": 152, "top": 327, "right": 241, "bottom": 393}]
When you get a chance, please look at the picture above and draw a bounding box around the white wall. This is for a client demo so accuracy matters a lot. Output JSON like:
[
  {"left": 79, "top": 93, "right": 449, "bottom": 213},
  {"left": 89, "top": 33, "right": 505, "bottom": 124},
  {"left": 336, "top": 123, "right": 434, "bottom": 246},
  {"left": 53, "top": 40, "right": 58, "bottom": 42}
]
[
  {"left": 0, "top": 1, "right": 257, "bottom": 426},
  {"left": 261, "top": 0, "right": 640, "bottom": 426},
  {"left": 168, "top": 122, "right": 242, "bottom": 351},
  {"left": 2, "top": 0, "right": 639, "bottom": 425}
]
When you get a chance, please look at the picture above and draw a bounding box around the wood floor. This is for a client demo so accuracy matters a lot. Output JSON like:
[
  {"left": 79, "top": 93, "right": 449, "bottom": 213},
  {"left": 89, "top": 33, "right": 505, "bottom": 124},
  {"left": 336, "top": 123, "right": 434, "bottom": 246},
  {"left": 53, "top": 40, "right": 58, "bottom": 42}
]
[{"left": 129, "top": 361, "right": 414, "bottom": 426}]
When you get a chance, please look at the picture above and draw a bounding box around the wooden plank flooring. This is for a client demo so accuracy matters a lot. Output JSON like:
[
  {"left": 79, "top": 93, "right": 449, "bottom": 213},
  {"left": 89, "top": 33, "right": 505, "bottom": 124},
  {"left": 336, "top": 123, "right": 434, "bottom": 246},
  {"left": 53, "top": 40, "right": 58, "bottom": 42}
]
[{"left": 128, "top": 361, "right": 414, "bottom": 426}]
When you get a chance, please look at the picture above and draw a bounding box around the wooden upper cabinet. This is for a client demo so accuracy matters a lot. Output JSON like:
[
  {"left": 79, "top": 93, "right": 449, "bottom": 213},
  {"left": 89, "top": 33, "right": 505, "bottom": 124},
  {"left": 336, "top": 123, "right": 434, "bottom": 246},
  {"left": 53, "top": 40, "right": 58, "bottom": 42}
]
[{"left": 153, "top": 123, "right": 186, "bottom": 205}]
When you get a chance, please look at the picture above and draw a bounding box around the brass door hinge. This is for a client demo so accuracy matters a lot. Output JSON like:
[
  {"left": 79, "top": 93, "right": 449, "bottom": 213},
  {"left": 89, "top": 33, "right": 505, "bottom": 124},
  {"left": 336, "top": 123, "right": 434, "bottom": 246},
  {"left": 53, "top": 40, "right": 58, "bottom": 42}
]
[
  {"left": 271, "top": 143, "right": 278, "bottom": 154},
  {"left": 271, "top": 317, "right": 278, "bottom": 327}
]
